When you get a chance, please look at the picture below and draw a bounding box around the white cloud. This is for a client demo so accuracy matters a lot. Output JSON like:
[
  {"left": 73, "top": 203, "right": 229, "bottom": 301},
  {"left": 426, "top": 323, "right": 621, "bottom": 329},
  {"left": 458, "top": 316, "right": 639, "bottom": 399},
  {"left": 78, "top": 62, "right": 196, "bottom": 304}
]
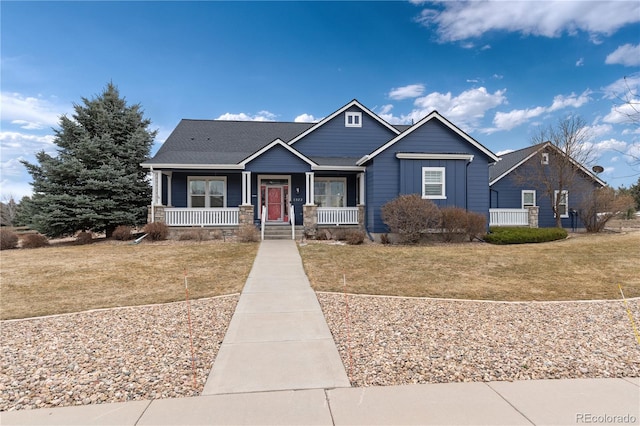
[
  {"left": 294, "top": 113, "right": 320, "bottom": 123},
  {"left": 486, "top": 90, "right": 593, "bottom": 132},
  {"left": 0, "top": 131, "right": 56, "bottom": 156},
  {"left": 415, "top": 1, "right": 640, "bottom": 42},
  {"left": 495, "top": 149, "right": 514, "bottom": 156},
  {"left": 491, "top": 106, "right": 547, "bottom": 132},
  {"left": 605, "top": 43, "right": 640, "bottom": 66},
  {"left": 602, "top": 73, "right": 640, "bottom": 99},
  {"left": 576, "top": 58, "right": 584, "bottom": 67},
  {"left": 584, "top": 124, "right": 613, "bottom": 139},
  {"left": 216, "top": 111, "right": 277, "bottom": 121},
  {"left": 388, "top": 84, "right": 426, "bottom": 100},
  {"left": 411, "top": 87, "right": 507, "bottom": 127},
  {"left": 584, "top": 138, "right": 627, "bottom": 157},
  {"left": 548, "top": 90, "right": 592, "bottom": 111},
  {"left": 602, "top": 101, "right": 640, "bottom": 125},
  {"left": 1, "top": 92, "right": 66, "bottom": 129}
]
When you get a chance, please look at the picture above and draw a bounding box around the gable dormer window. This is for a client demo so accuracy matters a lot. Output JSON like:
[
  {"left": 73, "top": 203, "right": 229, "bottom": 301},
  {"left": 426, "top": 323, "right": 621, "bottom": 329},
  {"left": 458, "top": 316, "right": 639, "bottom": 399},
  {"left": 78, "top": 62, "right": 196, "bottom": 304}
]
[
  {"left": 345, "top": 112, "right": 362, "bottom": 128},
  {"left": 541, "top": 152, "right": 549, "bottom": 165}
]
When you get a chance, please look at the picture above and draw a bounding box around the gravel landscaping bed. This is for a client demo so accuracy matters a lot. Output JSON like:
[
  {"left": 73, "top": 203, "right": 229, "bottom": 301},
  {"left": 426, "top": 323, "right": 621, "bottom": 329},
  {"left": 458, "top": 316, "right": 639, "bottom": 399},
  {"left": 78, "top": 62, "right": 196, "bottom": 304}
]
[
  {"left": 317, "top": 293, "right": 640, "bottom": 387},
  {"left": 2, "top": 293, "right": 639, "bottom": 412},
  {"left": 0, "top": 296, "right": 238, "bottom": 412}
]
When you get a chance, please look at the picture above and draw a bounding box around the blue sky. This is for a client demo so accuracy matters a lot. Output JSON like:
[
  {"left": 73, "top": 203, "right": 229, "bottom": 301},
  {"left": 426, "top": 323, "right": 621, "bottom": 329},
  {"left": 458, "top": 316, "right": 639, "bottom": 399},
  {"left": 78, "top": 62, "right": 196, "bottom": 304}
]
[{"left": 2, "top": 1, "right": 639, "bottom": 200}]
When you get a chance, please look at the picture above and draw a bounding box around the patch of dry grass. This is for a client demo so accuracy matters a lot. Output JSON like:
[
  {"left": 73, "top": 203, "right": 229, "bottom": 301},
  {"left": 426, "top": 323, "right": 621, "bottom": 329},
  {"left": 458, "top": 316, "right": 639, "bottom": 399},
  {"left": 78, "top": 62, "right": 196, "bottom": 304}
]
[
  {"left": 0, "top": 240, "right": 258, "bottom": 320},
  {"left": 299, "top": 232, "right": 640, "bottom": 301}
]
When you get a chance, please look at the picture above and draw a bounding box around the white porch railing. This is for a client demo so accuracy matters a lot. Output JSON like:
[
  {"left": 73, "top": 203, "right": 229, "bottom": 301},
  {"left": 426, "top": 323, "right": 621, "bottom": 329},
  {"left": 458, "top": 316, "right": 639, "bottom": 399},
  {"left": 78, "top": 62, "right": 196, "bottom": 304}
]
[
  {"left": 317, "top": 207, "right": 359, "bottom": 225},
  {"left": 489, "top": 208, "right": 528, "bottom": 227},
  {"left": 164, "top": 208, "right": 239, "bottom": 226}
]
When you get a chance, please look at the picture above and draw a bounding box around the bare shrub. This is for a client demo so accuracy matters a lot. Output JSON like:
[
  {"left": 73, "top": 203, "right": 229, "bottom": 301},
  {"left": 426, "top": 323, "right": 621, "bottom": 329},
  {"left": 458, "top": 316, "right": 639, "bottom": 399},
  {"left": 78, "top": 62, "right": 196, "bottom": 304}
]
[
  {"left": 0, "top": 228, "right": 19, "bottom": 250},
  {"left": 440, "top": 207, "right": 469, "bottom": 242},
  {"left": 178, "top": 229, "right": 210, "bottom": 242},
  {"left": 466, "top": 211, "right": 487, "bottom": 241},
  {"left": 381, "top": 194, "right": 441, "bottom": 244},
  {"left": 210, "top": 230, "right": 224, "bottom": 240},
  {"left": 144, "top": 222, "right": 169, "bottom": 241},
  {"left": 112, "top": 225, "right": 133, "bottom": 241},
  {"left": 380, "top": 233, "right": 390, "bottom": 245},
  {"left": 237, "top": 224, "right": 260, "bottom": 242},
  {"left": 76, "top": 231, "right": 93, "bottom": 245},
  {"left": 332, "top": 229, "right": 348, "bottom": 241},
  {"left": 579, "top": 188, "right": 637, "bottom": 232},
  {"left": 21, "top": 233, "right": 50, "bottom": 249},
  {"left": 345, "top": 230, "right": 365, "bottom": 245}
]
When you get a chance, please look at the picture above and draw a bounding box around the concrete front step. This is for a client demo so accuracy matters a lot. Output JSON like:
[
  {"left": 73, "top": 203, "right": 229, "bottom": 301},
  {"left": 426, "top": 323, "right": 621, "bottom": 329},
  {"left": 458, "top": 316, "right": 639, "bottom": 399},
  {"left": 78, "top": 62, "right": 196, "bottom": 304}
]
[{"left": 262, "top": 225, "right": 304, "bottom": 240}]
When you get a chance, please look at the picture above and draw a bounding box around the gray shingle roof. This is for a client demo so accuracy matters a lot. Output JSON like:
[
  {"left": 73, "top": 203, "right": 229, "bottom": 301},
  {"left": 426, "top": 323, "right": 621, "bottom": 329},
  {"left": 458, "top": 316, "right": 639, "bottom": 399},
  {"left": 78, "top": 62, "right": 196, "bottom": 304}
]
[
  {"left": 489, "top": 143, "right": 544, "bottom": 183},
  {"left": 146, "top": 120, "right": 314, "bottom": 166}
]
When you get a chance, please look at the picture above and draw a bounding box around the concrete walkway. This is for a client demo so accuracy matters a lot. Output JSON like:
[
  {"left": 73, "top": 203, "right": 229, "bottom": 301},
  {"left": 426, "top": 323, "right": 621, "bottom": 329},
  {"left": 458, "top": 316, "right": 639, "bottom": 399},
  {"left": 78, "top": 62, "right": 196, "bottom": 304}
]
[
  {"left": 2, "top": 240, "right": 639, "bottom": 425},
  {"left": 202, "top": 240, "right": 350, "bottom": 394}
]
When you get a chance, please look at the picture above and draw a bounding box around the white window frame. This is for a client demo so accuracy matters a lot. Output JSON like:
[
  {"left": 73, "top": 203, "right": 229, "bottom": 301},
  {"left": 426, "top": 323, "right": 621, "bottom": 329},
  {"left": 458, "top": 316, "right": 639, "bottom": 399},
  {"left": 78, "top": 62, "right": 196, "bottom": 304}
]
[
  {"left": 345, "top": 112, "right": 362, "bottom": 128},
  {"left": 188, "top": 176, "right": 227, "bottom": 208},
  {"left": 541, "top": 152, "right": 549, "bottom": 165},
  {"left": 554, "top": 190, "right": 569, "bottom": 218},
  {"left": 521, "top": 190, "right": 536, "bottom": 208},
  {"left": 421, "top": 167, "right": 446, "bottom": 199},
  {"left": 314, "top": 177, "right": 347, "bottom": 207}
]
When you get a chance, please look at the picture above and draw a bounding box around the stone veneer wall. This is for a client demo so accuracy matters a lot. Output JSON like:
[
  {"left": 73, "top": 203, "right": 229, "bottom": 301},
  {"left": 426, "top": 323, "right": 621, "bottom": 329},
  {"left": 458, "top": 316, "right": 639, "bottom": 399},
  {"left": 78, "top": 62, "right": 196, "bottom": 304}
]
[
  {"left": 527, "top": 206, "right": 539, "bottom": 228},
  {"left": 239, "top": 205, "right": 254, "bottom": 226},
  {"left": 147, "top": 205, "right": 165, "bottom": 224}
]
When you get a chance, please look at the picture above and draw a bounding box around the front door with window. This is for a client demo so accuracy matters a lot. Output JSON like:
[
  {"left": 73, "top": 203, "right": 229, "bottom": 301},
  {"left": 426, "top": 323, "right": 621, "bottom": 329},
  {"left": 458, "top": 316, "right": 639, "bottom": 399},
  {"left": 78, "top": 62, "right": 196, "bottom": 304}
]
[{"left": 266, "top": 186, "right": 284, "bottom": 221}]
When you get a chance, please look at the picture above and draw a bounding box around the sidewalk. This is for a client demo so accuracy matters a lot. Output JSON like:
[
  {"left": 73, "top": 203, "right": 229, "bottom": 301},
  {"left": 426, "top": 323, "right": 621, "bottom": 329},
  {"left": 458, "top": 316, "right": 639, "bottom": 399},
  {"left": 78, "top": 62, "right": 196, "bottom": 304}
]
[
  {"left": 202, "top": 240, "right": 350, "bottom": 394},
  {"left": 2, "top": 240, "right": 639, "bottom": 425}
]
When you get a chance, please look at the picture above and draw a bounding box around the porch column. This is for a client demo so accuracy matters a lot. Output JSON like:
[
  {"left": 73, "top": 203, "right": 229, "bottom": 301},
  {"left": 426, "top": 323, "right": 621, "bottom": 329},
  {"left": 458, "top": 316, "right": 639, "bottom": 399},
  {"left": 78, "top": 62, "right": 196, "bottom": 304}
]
[
  {"left": 166, "top": 172, "right": 173, "bottom": 207},
  {"left": 358, "top": 172, "right": 365, "bottom": 205},
  {"left": 305, "top": 172, "right": 315, "bottom": 205},
  {"left": 152, "top": 170, "right": 163, "bottom": 206},
  {"left": 242, "top": 171, "right": 252, "bottom": 205}
]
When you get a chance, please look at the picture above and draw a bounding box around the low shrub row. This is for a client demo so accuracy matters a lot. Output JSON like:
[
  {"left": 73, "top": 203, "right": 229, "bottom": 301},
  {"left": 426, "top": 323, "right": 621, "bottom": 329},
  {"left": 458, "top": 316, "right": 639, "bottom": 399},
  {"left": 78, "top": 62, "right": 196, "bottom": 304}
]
[
  {"left": 381, "top": 194, "right": 487, "bottom": 244},
  {"left": 484, "top": 227, "right": 568, "bottom": 244}
]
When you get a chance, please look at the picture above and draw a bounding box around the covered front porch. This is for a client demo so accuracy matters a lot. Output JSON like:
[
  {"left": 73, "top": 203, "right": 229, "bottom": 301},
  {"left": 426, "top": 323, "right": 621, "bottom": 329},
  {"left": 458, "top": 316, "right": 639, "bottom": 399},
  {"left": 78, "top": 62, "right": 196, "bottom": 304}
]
[{"left": 148, "top": 169, "right": 365, "bottom": 233}]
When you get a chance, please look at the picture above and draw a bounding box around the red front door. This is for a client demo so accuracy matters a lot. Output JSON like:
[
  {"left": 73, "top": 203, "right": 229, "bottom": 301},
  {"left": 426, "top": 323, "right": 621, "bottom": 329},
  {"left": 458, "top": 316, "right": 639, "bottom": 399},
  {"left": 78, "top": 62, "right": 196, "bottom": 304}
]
[{"left": 267, "top": 186, "right": 283, "bottom": 221}]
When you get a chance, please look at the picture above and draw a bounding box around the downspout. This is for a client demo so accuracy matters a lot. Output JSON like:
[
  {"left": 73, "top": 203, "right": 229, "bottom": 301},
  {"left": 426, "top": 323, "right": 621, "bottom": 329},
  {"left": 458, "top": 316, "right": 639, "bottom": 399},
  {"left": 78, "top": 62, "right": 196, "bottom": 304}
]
[{"left": 150, "top": 166, "right": 155, "bottom": 223}]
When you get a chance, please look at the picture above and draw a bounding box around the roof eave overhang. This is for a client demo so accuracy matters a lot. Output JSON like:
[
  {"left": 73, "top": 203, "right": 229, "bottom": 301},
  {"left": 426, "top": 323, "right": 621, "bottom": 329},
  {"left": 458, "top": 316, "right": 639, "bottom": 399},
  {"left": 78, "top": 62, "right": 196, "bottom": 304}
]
[
  {"left": 141, "top": 163, "right": 244, "bottom": 170},
  {"left": 312, "top": 165, "right": 366, "bottom": 171},
  {"left": 396, "top": 153, "right": 474, "bottom": 162}
]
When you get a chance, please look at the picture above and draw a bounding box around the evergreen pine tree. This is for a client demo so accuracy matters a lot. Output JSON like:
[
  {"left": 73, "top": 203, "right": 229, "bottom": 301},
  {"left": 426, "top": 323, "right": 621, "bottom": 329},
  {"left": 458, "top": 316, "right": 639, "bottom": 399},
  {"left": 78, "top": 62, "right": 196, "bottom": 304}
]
[{"left": 22, "top": 83, "right": 156, "bottom": 237}]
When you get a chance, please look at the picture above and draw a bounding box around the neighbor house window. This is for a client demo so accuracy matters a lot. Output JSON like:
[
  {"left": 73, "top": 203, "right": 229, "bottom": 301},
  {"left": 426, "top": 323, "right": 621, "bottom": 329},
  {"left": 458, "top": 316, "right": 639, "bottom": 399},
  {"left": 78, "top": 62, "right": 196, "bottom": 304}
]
[
  {"left": 188, "top": 177, "right": 226, "bottom": 208},
  {"left": 541, "top": 152, "right": 549, "bottom": 165},
  {"left": 422, "top": 167, "right": 446, "bottom": 199},
  {"left": 314, "top": 178, "right": 346, "bottom": 207},
  {"left": 345, "top": 112, "right": 362, "bottom": 128},
  {"left": 522, "top": 190, "right": 536, "bottom": 208},
  {"left": 554, "top": 190, "right": 569, "bottom": 218}
]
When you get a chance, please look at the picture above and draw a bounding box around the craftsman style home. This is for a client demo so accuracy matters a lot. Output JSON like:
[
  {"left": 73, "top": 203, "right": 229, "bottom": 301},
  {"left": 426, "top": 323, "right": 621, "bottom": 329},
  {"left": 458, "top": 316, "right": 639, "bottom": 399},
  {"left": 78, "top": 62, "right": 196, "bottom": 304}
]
[{"left": 142, "top": 99, "right": 604, "bottom": 238}]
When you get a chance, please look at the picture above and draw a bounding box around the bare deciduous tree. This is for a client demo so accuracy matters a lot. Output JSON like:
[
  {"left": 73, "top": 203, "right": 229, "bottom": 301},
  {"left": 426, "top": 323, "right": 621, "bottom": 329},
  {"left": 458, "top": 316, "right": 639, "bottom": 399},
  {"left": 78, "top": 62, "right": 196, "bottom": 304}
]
[{"left": 515, "top": 115, "right": 598, "bottom": 228}]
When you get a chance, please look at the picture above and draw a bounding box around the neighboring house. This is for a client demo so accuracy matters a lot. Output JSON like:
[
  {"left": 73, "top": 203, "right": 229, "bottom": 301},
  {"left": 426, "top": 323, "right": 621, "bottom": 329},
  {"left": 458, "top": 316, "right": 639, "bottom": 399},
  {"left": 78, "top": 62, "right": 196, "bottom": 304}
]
[
  {"left": 489, "top": 142, "right": 606, "bottom": 228},
  {"left": 142, "top": 99, "right": 500, "bottom": 237}
]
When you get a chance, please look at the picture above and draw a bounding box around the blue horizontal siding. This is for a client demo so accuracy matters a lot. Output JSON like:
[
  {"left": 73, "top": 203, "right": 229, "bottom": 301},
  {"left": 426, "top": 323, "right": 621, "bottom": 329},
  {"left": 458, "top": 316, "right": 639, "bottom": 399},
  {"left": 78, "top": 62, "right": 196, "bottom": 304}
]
[
  {"left": 245, "top": 144, "right": 312, "bottom": 173},
  {"left": 293, "top": 106, "right": 397, "bottom": 158}
]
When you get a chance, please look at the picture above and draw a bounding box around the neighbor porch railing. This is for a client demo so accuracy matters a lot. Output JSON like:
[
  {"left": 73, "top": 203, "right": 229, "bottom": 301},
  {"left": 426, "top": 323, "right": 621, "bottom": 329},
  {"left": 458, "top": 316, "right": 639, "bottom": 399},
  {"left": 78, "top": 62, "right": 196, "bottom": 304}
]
[
  {"left": 164, "top": 208, "right": 240, "bottom": 226},
  {"left": 489, "top": 208, "right": 528, "bottom": 227},
  {"left": 317, "top": 207, "right": 359, "bottom": 225}
]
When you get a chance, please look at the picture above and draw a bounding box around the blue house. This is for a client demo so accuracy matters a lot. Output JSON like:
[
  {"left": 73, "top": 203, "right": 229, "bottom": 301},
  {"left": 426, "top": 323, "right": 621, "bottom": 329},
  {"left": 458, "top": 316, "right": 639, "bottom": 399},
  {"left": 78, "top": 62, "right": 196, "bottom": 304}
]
[
  {"left": 489, "top": 142, "right": 606, "bottom": 228},
  {"left": 146, "top": 99, "right": 593, "bottom": 238}
]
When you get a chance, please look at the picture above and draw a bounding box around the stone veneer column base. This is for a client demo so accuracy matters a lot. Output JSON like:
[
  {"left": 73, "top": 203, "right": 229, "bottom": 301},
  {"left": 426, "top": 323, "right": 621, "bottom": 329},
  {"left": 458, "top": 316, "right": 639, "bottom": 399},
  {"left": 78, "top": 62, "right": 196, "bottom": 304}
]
[
  {"left": 527, "top": 206, "right": 539, "bottom": 228},
  {"left": 239, "top": 205, "right": 255, "bottom": 226}
]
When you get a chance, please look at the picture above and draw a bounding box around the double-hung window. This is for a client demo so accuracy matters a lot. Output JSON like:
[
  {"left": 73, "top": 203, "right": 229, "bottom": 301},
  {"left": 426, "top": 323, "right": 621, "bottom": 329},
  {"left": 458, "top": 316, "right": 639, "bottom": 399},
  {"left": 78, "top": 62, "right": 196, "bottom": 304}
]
[
  {"left": 521, "top": 190, "right": 536, "bottom": 208},
  {"left": 422, "top": 167, "right": 446, "bottom": 199},
  {"left": 189, "top": 177, "right": 226, "bottom": 208},
  {"left": 554, "top": 190, "right": 569, "bottom": 218},
  {"left": 314, "top": 178, "right": 346, "bottom": 207}
]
